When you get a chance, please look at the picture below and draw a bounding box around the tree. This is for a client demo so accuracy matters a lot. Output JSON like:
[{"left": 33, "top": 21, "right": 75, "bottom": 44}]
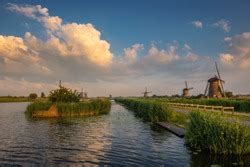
[
  {"left": 41, "top": 92, "right": 45, "bottom": 98},
  {"left": 48, "top": 86, "right": 80, "bottom": 103},
  {"left": 29, "top": 93, "right": 37, "bottom": 99}
]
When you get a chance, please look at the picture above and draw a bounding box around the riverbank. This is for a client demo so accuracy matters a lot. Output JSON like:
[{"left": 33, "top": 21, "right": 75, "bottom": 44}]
[
  {"left": 116, "top": 98, "right": 250, "bottom": 155},
  {"left": 26, "top": 98, "right": 111, "bottom": 118}
]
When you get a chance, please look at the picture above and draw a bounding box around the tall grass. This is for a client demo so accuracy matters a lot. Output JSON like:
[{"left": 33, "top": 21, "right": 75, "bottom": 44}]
[
  {"left": 115, "top": 98, "right": 187, "bottom": 124},
  {"left": 166, "top": 98, "right": 250, "bottom": 112},
  {"left": 56, "top": 99, "right": 111, "bottom": 116},
  {"left": 185, "top": 111, "right": 249, "bottom": 155},
  {"left": 26, "top": 101, "right": 53, "bottom": 116}
]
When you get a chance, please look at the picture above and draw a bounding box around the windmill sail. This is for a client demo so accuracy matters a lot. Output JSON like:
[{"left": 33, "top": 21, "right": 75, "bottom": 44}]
[{"left": 215, "top": 62, "right": 226, "bottom": 97}]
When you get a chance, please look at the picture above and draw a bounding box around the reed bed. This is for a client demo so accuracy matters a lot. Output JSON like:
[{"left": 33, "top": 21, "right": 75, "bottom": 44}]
[
  {"left": 185, "top": 111, "right": 250, "bottom": 155},
  {"left": 26, "top": 101, "right": 53, "bottom": 116},
  {"left": 166, "top": 98, "right": 250, "bottom": 112},
  {"left": 56, "top": 99, "right": 111, "bottom": 116},
  {"left": 115, "top": 98, "right": 187, "bottom": 124},
  {"left": 26, "top": 99, "right": 111, "bottom": 117}
]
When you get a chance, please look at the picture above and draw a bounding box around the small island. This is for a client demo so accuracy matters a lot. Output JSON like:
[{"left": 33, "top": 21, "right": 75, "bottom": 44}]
[{"left": 25, "top": 85, "right": 111, "bottom": 118}]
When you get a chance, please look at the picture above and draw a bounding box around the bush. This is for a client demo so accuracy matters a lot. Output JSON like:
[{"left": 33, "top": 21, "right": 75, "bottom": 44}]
[
  {"left": 185, "top": 111, "right": 249, "bottom": 155},
  {"left": 49, "top": 86, "right": 80, "bottom": 103},
  {"left": 29, "top": 93, "right": 37, "bottom": 99},
  {"left": 41, "top": 92, "right": 45, "bottom": 98}
]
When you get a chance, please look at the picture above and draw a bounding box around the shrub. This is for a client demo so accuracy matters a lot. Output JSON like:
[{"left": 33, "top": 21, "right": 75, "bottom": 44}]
[
  {"left": 41, "top": 92, "right": 45, "bottom": 98},
  {"left": 29, "top": 93, "right": 38, "bottom": 99},
  {"left": 185, "top": 111, "right": 249, "bottom": 155},
  {"left": 48, "top": 86, "right": 80, "bottom": 103}
]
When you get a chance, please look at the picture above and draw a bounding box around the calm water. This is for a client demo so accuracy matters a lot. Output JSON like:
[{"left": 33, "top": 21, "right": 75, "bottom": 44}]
[{"left": 0, "top": 102, "right": 249, "bottom": 166}]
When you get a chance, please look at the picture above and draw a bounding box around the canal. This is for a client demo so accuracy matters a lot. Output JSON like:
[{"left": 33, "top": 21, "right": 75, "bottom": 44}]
[{"left": 0, "top": 101, "right": 249, "bottom": 166}]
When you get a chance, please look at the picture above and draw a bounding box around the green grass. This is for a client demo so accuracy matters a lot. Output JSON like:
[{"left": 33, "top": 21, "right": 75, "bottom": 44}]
[
  {"left": 165, "top": 98, "right": 250, "bottom": 112},
  {"left": 56, "top": 99, "right": 111, "bottom": 116},
  {"left": 185, "top": 111, "right": 250, "bottom": 155},
  {"left": 115, "top": 98, "right": 188, "bottom": 126},
  {"left": 0, "top": 97, "right": 31, "bottom": 103},
  {"left": 25, "top": 98, "right": 111, "bottom": 117},
  {"left": 25, "top": 101, "right": 53, "bottom": 116}
]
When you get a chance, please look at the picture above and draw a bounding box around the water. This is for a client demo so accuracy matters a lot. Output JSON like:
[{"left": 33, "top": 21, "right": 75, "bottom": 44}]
[{"left": 0, "top": 102, "right": 249, "bottom": 166}]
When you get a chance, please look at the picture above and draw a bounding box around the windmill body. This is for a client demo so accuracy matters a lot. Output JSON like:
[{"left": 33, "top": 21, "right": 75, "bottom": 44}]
[
  {"left": 207, "top": 76, "right": 224, "bottom": 98},
  {"left": 182, "top": 81, "right": 193, "bottom": 97},
  {"left": 204, "top": 62, "right": 226, "bottom": 98},
  {"left": 142, "top": 87, "right": 152, "bottom": 98}
]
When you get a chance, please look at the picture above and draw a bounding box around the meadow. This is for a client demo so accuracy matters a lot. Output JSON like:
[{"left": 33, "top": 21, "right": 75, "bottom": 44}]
[{"left": 165, "top": 98, "right": 250, "bottom": 112}]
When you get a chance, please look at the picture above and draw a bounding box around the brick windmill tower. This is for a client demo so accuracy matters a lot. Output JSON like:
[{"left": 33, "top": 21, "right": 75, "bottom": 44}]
[
  {"left": 182, "top": 81, "right": 193, "bottom": 97},
  {"left": 204, "top": 62, "right": 226, "bottom": 98},
  {"left": 142, "top": 87, "right": 152, "bottom": 98}
]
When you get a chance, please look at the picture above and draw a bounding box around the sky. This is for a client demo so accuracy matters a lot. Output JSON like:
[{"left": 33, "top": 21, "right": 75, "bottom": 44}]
[{"left": 0, "top": 0, "right": 249, "bottom": 97}]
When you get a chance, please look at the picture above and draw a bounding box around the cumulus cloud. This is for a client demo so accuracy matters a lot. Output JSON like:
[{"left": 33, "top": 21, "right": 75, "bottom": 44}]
[
  {"left": 219, "top": 32, "right": 250, "bottom": 70},
  {"left": 213, "top": 19, "right": 231, "bottom": 32},
  {"left": 191, "top": 20, "right": 203, "bottom": 28},
  {"left": 124, "top": 44, "right": 144, "bottom": 63},
  {"left": 6, "top": 3, "right": 113, "bottom": 66}
]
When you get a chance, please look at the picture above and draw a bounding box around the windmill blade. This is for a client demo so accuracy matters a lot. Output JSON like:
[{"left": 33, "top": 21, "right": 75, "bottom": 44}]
[
  {"left": 185, "top": 81, "right": 188, "bottom": 89},
  {"left": 204, "top": 82, "right": 209, "bottom": 96},
  {"left": 215, "top": 62, "right": 225, "bottom": 96},
  {"left": 215, "top": 62, "right": 221, "bottom": 79}
]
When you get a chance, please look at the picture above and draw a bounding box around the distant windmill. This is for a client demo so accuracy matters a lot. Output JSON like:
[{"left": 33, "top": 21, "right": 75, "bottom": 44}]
[
  {"left": 59, "top": 80, "right": 62, "bottom": 88},
  {"left": 182, "top": 81, "right": 194, "bottom": 97},
  {"left": 142, "top": 87, "right": 152, "bottom": 98},
  {"left": 204, "top": 62, "right": 226, "bottom": 98},
  {"left": 80, "top": 88, "right": 88, "bottom": 98}
]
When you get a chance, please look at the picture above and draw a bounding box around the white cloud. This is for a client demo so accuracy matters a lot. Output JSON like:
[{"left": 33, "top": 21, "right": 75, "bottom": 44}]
[
  {"left": 213, "top": 19, "right": 231, "bottom": 32},
  {"left": 219, "top": 32, "right": 250, "bottom": 70},
  {"left": 191, "top": 20, "right": 203, "bottom": 28},
  {"left": 6, "top": 3, "right": 113, "bottom": 66},
  {"left": 124, "top": 44, "right": 144, "bottom": 63},
  {"left": 219, "top": 53, "right": 234, "bottom": 64}
]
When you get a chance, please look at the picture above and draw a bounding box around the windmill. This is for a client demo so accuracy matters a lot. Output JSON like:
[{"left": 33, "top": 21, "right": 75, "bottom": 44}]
[
  {"left": 80, "top": 88, "right": 88, "bottom": 98},
  {"left": 182, "top": 81, "right": 193, "bottom": 97},
  {"left": 142, "top": 87, "right": 152, "bottom": 98},
  {"left": 204, "top": 62, "right": 226, "bottom": 98}
]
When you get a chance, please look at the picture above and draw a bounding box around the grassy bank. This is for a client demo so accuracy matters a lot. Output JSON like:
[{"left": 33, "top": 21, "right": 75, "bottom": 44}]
[
  {"left": 115, "top": 98, "right": 188, "bottom": 126},
  {"left": 116, "top": 98, "right": 250, "bottom": 155},
  {"left": 26, "top": 98, "right": 111, "bottom": 117},
  {"left": 165, "top": 98, "right": 250, "bottom": 113},
  {"left": 185, "top": 111, "right": 250, "bottom": 155},
  {"left": 0, "top": 97, "right": 31, "bottom": 103}
]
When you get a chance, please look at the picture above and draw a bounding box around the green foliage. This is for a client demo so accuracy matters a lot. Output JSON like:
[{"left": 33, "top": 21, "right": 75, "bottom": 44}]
[
  {"left": 185, "top": 111, "right": 249, "bottom": 155},
  {"left": 167, "top": 98, "right": 250, "bottom": 112},
  {"left": 29, "top": 93, "right": 38, "bottom": 99},
  {"left": 49, "top": 86, "right": 80, "bottom": 103},
  {"left": 56, "top": 99, "right": 111, "bottom": 116},
  {"left": 26, "top": 101, "right": 52, "bottom": 116},
  {"left": 115, "top": 98, "right": 175, "bottom": 123},
  {"left": 41, "top": 92, "right": 45, "bottom": 98}
]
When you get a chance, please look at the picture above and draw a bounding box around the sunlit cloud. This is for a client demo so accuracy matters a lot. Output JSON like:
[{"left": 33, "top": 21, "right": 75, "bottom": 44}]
[{"left": 213, "top": 19, "right": 231, "bottom": 32}]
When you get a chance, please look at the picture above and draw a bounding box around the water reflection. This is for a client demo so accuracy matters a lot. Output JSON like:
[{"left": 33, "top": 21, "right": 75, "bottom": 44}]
[{"left": 0, "top": 102, "right": 249, "bottom": 166}]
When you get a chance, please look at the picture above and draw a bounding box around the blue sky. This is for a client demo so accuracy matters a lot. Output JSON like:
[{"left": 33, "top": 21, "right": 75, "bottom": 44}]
[
  {"left": 0, "top": 0, "right": 249, "bottom": 96},
  {"left": 1, "top": 0, "right": 250, "bottom": 56}
]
